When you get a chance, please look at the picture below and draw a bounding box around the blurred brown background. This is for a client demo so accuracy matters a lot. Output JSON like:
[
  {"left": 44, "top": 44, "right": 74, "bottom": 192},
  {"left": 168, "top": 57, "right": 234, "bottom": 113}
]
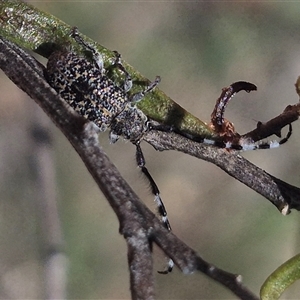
[{"left": 1, "top": 1, "right": 300, "bottom": 299}]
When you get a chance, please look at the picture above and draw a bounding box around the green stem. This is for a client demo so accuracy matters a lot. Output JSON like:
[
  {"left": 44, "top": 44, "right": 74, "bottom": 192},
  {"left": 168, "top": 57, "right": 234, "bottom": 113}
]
[
  {"left": 260, "top": 253, "right": 300, "bottom": 300},
  {"left": 0, "top": 0, "right": 216, "bottom": 139}
]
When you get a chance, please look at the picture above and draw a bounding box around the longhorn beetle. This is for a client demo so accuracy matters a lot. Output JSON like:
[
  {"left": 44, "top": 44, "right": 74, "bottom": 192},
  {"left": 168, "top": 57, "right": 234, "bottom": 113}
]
[
  {"left": 46, "top": 27, "right": 292, "bottom": 274},
  {"left": 46, "top": 27, "right": 174, "bottom": 273}
]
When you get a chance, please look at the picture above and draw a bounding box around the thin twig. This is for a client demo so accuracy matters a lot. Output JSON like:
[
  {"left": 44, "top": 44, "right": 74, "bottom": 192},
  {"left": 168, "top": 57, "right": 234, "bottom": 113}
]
[
  {"left": 243, "top": 104, "right": 300, "bottom": 142},
  {"left": 144, "top": 129, "right": 300, "bottom": 214}
]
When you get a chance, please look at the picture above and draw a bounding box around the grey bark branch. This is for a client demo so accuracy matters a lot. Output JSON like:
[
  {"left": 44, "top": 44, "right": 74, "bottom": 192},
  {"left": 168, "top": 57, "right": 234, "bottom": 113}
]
[
  {"left": 0, "top": 35, "right": 156, "bottom": 300},
  {"left": 144, "top": 130, "right": 300, "bottom": 214},
  {"left": 1, "top": 34, "right": 297, "bottom": 300}
]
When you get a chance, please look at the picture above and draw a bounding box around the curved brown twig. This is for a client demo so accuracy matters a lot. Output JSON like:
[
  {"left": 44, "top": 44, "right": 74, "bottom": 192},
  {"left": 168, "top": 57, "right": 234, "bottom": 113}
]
[{"left": 210, "top": 81, "right": 257, "bottom": 136}]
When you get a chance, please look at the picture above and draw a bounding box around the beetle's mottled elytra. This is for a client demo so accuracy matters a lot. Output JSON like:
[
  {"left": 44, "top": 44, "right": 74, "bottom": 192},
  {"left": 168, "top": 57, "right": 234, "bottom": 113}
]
[{"left": 46, "top": 32, "right": 160, "bottom": 144}]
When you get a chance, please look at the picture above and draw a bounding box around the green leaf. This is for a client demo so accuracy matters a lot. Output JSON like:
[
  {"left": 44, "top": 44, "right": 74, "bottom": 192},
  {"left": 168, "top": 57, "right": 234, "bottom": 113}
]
[{"left": 260, "top": 253, "right": 300, "bottom": 300}]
